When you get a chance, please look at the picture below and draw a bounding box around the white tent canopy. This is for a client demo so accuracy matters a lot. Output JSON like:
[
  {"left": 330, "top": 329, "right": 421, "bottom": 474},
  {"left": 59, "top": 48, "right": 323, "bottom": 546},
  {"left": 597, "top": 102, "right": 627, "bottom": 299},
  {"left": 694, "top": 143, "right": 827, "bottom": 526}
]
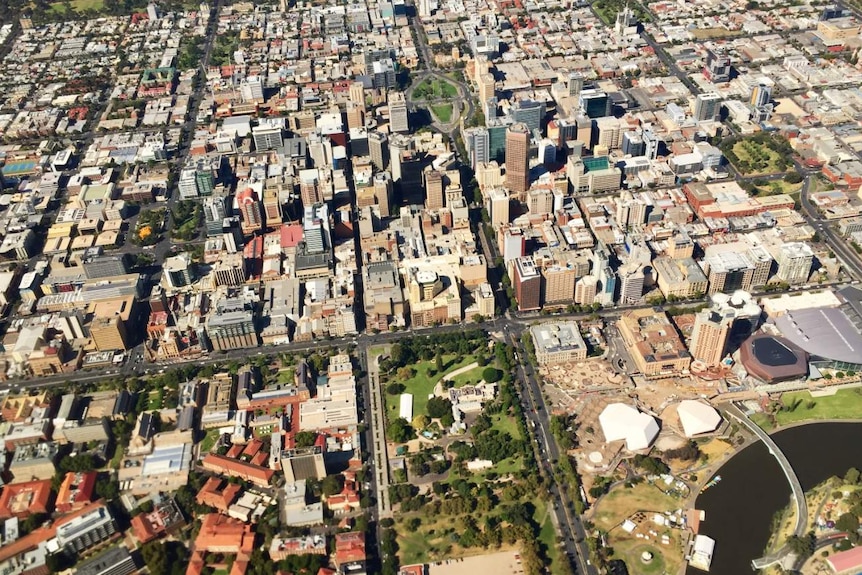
[
  {"left": 598, "top": 403, "right": 659, "bottom": 451},
  {"left": 677, "top": 400, "right": 722, "bottom": 437}
]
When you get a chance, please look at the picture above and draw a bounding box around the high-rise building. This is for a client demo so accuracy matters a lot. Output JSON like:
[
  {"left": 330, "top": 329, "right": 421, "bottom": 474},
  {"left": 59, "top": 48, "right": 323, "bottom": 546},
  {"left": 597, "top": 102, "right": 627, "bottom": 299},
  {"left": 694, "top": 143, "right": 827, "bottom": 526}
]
[
  {"left": 704, "top": 49, "right": 731, "bottom": 83},
  {"left": 240, "top": 76, "right": 264, "bottom": 103},
  {"left": 749, "top": 83, "right": 772, "bottom": 108},
  {"left": 704, "top": 250, "right": 755, "bottom": 294},
  {"left": 236, "top": 188, "right": 263, "bottom": 235},
  {"left": 346, "top": 102, "right": 364, "bottom": 130},
  {"left": 621, "top": 131, "right": 645, "bottom": 157},
  {"left": 618, "top": 264, "right": 644, "bottom": 305},
  {"left": 512, "top": 256, "right": 541, "bottom": 311},
  {"left": 368, "top": 131, "right": 388, "bottom": 170},
  {"left": 502, "top": 227, "right": 525, "bottom": 263},
  {"left": 252, "top": 126, "right": 284, "bottom": 151},
  {"left": 349, "top": 81, "right": 366, "bottom": 109},
  {"left": 299, "top": 169, "right": 323, "bottom": 207},
  {"left": 527, "top": 187, "right": 553, "bottom": 215},
  {"left": 424, "top": 169, "right": 445, "bottom": 210},
  {"left": 373, "top": 172, "right": 393, "bottom": 217},
  {"left": 579, "top": 90, "right": 610, "bottom": 118},
  {"left": 263, "top": 188, "right": 283, "bottom": 227},
  {"left": 388, "top": 92, "right": 409, "bottom": 133},
  {"left": 575, "top": 275, "right": 598, "bottom": 305},
  {"left": 776, "top": 242, "right": 814, "bottom": 285},
  {"left": 694, "top": 92, "right": 723, "bottom": 122},
  {"left": 487, "top": 187, "right": 509, "bottom": 227},
  {"left": 478, "top": 73, "right": 495, "bottom": 108},
  {"left": 689, "top": 308, "right": 732, "bottom": 367},
  {"left": 371, "top": 58, "right": 397, "bottom": 89},
  {"left": 505, "top": 123, "right": 530, "bottom": 196},
  {"left": 465, "top": 127, "right": 490, "bottom": 168},
  {"left": 90, "top": 315, "right": 129, "bottom": 351},
  {"left": 542, "top": 264, "right": 576, "bottom": 305},
  {"left": 567, "top": 72, "right": 584, "bottom": 98},
  {"left": 510, "top": 100, "right": 545, "bottom": 132}
]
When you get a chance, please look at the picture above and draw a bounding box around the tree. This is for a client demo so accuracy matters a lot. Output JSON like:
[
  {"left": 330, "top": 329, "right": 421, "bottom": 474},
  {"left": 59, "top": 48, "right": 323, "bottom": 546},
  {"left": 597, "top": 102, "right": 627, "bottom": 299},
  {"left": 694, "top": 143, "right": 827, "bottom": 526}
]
[
  {"left": 837, "top": 512, "right": 860, "bottom": 535},
  {"left": 427, "top": 397, "right": 452, "bottom": 419},
  {"left": 482, "top": 367, "right": 502, "bottom": 383},
  {"left": 396, "top": 366, "right": 416, "bottom": 380},
  {"left": 412, "top": 414, "right": 430, "bottom": 430},
  {"left": 846, "top": 468, "right": 861, "bottom": 485},
  {"left": 294, "top": 431, "right": 317, "bottom": 448},
  {"left": 322, "top": 474, "right": 345, "bottom": 497},
  {"left": 787, "top": 532, "right": 816, "bottom": 558},
  {"left": 387, "top": 418, "right": 414, "bottom": 443},
  {"left": 436, "top": 349, "right": 444, "bottom": 372}
]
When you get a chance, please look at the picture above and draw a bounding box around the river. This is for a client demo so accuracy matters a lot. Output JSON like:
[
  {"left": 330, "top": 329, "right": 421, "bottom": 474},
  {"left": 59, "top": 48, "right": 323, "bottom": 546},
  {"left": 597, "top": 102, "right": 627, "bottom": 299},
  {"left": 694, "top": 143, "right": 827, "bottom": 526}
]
[{"left": 686, "top": 422, "right": 862, "bottom": 575}]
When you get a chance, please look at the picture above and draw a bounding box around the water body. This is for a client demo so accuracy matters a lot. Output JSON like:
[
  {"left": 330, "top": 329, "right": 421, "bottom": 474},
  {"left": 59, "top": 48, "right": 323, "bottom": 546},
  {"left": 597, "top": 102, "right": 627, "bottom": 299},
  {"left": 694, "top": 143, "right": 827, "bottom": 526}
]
[{"left": 686, "top": 422, "right": 862, "bottom": 575}]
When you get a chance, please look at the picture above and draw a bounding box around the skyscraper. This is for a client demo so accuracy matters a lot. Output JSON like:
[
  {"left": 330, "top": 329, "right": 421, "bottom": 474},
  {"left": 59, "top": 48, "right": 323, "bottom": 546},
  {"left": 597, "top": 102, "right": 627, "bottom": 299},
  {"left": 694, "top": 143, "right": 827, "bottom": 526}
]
[
  {"left": 776, "top": 242, "right": 814, "bottom": 285},
  {"left": 505, "top": 123, "right": 530, "bottom": 196},
  {"left": 579, "top": 90, "right": 611, "bottom": 118},
  {"left": 388, "top": 92, "right": 409, "bottom": 133},
  {"left": 690, "top": 309, "right": 732, "bottom": 367},
  {"left": 694, "top": 92, "right": 723, "bottom": 122},
  {"left": 567, "top": 72, "right": 584, "bottom": 98},
  {"left": 368, "top": 131, "right": 388, "bottom": 171},
  {"left": 424, "top": 169, "right": 444, "bottom": 210},
  {"left": 236, "top": 188, "right": 263, "bottom": 235}
]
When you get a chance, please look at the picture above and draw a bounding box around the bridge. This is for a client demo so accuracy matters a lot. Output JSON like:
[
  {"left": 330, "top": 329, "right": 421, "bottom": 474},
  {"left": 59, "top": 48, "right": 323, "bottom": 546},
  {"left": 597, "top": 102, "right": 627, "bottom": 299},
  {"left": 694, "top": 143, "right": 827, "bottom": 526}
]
[{"left": 723, "top": 404, "right": 807, "bottom": 570}]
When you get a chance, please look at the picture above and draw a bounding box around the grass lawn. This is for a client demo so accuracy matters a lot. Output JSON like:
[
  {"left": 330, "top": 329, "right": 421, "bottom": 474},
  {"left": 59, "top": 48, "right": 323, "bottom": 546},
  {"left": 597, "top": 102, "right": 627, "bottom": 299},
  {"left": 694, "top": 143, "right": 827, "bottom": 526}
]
[
  {"left": 731, "top": 139, "right": 785, "bottom": 175},
  {"left": 276, "top": 369, "right": 295, "bottom": 384},
  {"left": 49, "top": 0, "right": 106, "bottom": 13},
  {"left": 447, "top": 365, "right": 486, "bottom": 388},
  {"left": 766, "top": 388, "right": 862, "bottom": 426},
  {"left": 413, "top": 78, "right": 458, "bottom": 99},
  {"left": 614, "top": 542, "right": 668, "bottom": 574},
  {"left": 385, "top": 355, "right": 475, "bottom": 420},
  {"left": 431, "top": 103, "right": 453, "bottom": 123},
  {"left": 396, "top": 514, "right": 489, "bottom": 564},
  {"left": 753, "top": 179, "right": 802, "bottom": 197},
  {"left": 593, "top": 482, "right": 680, "bottom": 532},
  {"left": 199, "top": 428, "right": 221, "bottom": 454},
  {"left": 147, "top": 390, "right": 163, "bottom": 410},
  {"left": 490, "top": 412, "right": 522, "bottom": 440},
  {"left": 109, "top": 445, "right": 124, "bottom": 470}
]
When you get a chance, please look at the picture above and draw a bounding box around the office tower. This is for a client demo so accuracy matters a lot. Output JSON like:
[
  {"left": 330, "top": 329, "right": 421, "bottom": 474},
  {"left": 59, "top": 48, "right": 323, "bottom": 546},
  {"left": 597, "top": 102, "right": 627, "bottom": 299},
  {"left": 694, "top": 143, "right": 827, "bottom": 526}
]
[
  {"left": 510, "top": 100, "right": 545, "bottom": 132},
  {"left": 618, "top": 264, "right": 644, "bottom": 305},
  {"left": 616, "top": 191, "right": 646, "bottom": 228},
  {"left": 750, "top": 83, "right": 772, "bottom": 108},
  {"left": 538, "top": 139, "right": 556, "bottom": 165},
  {"left": 694, "top": 92, "right": 723, "bottom": 122},
  {"left": 236, "top": 188, "right": 263, "bottom": 235},
  {"left": 525, "top": 188, "right": 551, "bottom": 216},
  {"left": 252, "top": 126, "right": 284, "bottom": 151},
  {"left": 368, "top": 131, "right": 388, "bottom": 170},
  {"left": 503, "top": 228, "right": 525, "bottom": 263},
  {"left": 373, "top": 172, "right": 393, "bottom": 217},
  {"left": 704, "top": 49, "right": 731, "bottom": 83},
  {"left": 575, "top": 275, "right": 598, "bottom": 305},
  {"left": 424, "top": 169, "right": 444, "bottom": 209},
  {"left": 350, "top": 127, "right": 369, "bottom": 156},
  {"left": 371, "top": 58, "right": 397, "bottom": 89},
  {"left": 776, "top": 242, "right": 814, "bottom": 285},
  {"left": 513, "top": 257, "right": 541, "bottom": 311},
  {"left": 566, "top": 155, "right": 622, "bottom": 194},
  {"left": 299, "top": 169, "right": 323, "bottom": 207},
  {"left": 596, "top": 116, "right": 622, "bottom": 150},
  {"left": 263, "top": 188, "right": 283, "bottom": 227},
  {"left": 90, "top": 316, "right": 129, "bottom": 352},
  {"left": 147, "top": 3, "right": 160, "bottom": 20},
  {"left": 346, "top": 102, "right": 364, "bottom": 130},
  {"left": 567, "top": 72, "right": 584, "bottom": 98},
  {"left": 484, "top": 97, "right": 498, "bottom": 122},
  {"left": 621, "top": 131, "right": 645, "bottom": 157},
  {"left": 704, "top": 250, "right": 755, "bottom": 294},
  {"left": 505, "top": 123, "right": 530, "bottom": 196},
  {"left": 465, "top": 127, "right": 490, "bottom": 169},
  {"left": 389, "top": 139, "right": 407, "bottom": 182},
  {"left": 580, "top": 90, "right": 610, "bottom": 118},
  {"left": 575, "top": 115, "right": 593, "bottom": 150},
  {"left": 478, "top": 73, "right": 495, "bottom": 107},
  {"left": 240, "top": 76, "right": 264, "bottom": 103},
  {"left": 487, "top": 187, "right": 509, "bottom": 227},
  {"left": 690, "top": 308, "right": 732, "bottom": 367},
  {"left": 388, "top": 92, "right": 409, "bottom": 133},
  {"left": 542, "top": 264, "right": 577, "bottom": 305},
  {"left": 643, "top": 129, "right": 660, "bottom": 160},
  {"left": 349, "top": 82, "right": 366, "bottom": 109}
]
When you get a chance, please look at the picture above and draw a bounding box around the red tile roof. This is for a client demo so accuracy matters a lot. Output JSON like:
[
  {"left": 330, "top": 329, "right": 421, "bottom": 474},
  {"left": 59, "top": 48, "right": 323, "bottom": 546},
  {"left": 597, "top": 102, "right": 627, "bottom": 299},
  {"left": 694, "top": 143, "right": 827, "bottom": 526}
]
[
  {"left": 201, "top": 454, "right": 275, "bottom": 487},
  {"left": 334, "top": 531, "right": 366, "bottom": 566},
  {"left": 0, "top": 479, "right": 53, "bottom": 519},
  {"left": 55, "top": 471, "right": 97, "bottom": 513}
]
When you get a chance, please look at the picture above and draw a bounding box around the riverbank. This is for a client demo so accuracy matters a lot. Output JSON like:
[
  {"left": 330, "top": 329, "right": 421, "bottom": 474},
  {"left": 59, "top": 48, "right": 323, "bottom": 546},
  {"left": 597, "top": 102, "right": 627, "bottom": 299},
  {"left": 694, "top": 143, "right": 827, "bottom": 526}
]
[{"left": 750, "top": 388, "right": 862, "bottom": 431}]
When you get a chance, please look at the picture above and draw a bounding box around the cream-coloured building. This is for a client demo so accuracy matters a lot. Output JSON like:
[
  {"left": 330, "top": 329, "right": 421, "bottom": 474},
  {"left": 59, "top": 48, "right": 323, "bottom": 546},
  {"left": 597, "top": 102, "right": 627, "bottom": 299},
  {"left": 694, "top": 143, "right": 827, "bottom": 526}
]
[
  {"left": 530, "top": 322, "right": 588, "bottom": 365},
  {"left": 617, "top": 308, "right": 691, "bottom": 378}
]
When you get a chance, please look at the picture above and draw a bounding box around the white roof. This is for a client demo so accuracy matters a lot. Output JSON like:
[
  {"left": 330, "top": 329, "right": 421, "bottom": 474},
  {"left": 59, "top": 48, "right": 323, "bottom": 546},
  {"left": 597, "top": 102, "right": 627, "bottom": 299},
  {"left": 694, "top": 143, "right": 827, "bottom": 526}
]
[
  {"left": 598, "top": 403, "right": 659, "bottom": 451},
  {"left": 690, "top": 534, "right": 715, "bottom": 571},
  {"left": 399, "top": 393, "right": 413, "bottom": 421},
  {"left": 677, "top": 400, "right": 722, "bottom": 437}
]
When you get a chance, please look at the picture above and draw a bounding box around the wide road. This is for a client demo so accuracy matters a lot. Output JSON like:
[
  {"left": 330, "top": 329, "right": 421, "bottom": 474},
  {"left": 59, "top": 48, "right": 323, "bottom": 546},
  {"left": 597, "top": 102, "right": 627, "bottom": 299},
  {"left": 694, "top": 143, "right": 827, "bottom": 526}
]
[{"left": 510, "top": 330, "right": 597, "bottom": 575}]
